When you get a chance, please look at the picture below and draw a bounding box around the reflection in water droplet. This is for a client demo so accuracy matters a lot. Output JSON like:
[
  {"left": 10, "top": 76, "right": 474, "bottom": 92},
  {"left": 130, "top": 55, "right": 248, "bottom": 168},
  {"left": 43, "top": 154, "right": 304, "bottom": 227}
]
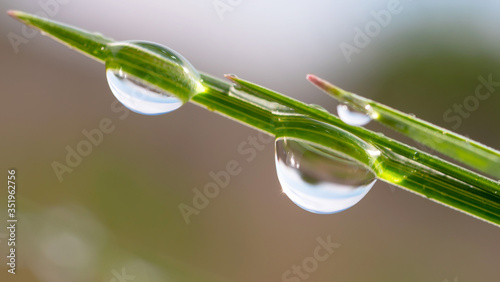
[
  {"left": 275, "top": 138, "right": 377, "bottom": 214},
  {"left": 106, "top": 69, "right": 183, "bottom": 115},
  {"left": 337, "top": 104, "right": 372, "bottom": 126}
]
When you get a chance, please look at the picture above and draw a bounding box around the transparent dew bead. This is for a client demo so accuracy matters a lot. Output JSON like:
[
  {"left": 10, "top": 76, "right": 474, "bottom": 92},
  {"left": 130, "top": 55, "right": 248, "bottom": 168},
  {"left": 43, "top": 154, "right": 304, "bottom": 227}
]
[
  {"left": 337, "top": 103, "right": 372, "bottom": 126},
  {"left": 106, "top": 69, "right": 183, "bottom": 115},
  {"left": 275, "top": 138, "right": 377, "bottom": 214},
  {"left": 412, "top": 152, "right": 420, "bottom": 161},
  {"left": 105, "top": 41, "right": 204, "bottom": 115},
  {"left": 309, "top": 104, "right": 329, "bottom": 113}
]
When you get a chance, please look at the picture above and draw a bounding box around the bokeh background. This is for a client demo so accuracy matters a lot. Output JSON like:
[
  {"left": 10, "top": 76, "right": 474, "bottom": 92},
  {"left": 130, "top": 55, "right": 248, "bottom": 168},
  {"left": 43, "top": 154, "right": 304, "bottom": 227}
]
[{"left": 1, "top": 0, "right": 500, "bottom": 281}]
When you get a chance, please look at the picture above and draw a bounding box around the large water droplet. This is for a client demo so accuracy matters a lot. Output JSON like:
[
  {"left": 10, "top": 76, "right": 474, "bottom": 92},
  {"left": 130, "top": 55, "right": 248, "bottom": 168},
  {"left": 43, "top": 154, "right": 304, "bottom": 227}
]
[
  {"left": 275, "top": 138, "right": 376, "bottom": 214},
  {"left": 105, "top": 41, "right": 204, "bottom": 115},
  {"left": 106, "top": 69, "right": 183, "bottom": 115},
  {"left": 337, "top": 104, "right": 371, "bottom": 126}
]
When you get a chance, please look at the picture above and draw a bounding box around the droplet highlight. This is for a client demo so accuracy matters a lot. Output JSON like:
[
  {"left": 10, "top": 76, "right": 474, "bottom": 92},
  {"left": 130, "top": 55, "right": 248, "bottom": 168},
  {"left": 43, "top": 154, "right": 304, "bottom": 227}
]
[
  {"left": 275, "top": 138, "right": 377, "bottom": 214},
  {"left": 337, "top": 104, "right": 372, "bottom": 126},
  {"left": 106, "top": 69, "right": 183, "bottom": 115}
]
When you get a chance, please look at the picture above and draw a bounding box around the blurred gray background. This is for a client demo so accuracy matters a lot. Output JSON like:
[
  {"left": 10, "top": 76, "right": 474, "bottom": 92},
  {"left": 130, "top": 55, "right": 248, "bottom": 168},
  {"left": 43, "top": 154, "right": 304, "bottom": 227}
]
[{"left": 1, "top": 0, "right": 500, "bottom": 281}]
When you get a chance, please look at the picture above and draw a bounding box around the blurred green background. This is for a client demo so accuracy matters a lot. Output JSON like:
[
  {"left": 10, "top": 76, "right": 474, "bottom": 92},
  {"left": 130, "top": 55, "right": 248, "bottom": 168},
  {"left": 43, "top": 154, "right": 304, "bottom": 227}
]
[{"left": 1, "top": 0, "right": 499, "bottom": 281}]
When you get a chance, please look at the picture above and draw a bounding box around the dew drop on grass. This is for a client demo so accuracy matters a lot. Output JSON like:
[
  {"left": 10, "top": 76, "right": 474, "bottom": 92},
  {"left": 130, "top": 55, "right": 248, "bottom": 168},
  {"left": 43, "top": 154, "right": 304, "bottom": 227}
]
[
  {"left": 106, "top": 69, "right": 183, "bottom": 115},
  {"left": 105, "top": 41, "right": 204, "bottom": 115},
  {"left": 275, "top": 138, "right": 377, "bottom": 214},
  {"left": 337, "top": 104, "right": 372, "bottom": 126},
  {"left": 309, "top": 104, "right": 329, "bottom": 113},
  {"left": 412, "top": 152, "right": 420, "bottom": 161}
]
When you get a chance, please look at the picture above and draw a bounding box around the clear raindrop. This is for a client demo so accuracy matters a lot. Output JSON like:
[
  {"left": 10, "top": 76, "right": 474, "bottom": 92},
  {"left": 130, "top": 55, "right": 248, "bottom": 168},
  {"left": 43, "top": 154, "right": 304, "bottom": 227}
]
[
  {"left": 337, "top": 103, "right": 372, "bottom": 126},
  {"left": 106, "top": 69, "right": 183, "bottom": 115},
  {"left": 275, "top": 138, "right": 377, "bottom": 214},
  {"left": 105, "top": 41, "right": 204, "bottom": 115}
]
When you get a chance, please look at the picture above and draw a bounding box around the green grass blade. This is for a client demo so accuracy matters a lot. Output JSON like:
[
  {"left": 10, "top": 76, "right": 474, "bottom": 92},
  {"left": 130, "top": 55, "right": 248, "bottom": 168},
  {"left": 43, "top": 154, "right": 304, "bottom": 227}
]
[
  {"left": 8, "top": 10, "right": 500, "bottom": 226},
  {"left": 202, "top": 75, "right": 500, "bottom": 225},
  {"left": 7, "top": 10, "right": 112, "bottom": 62},
  {"left": 227, "top": 75, "right": 499, "bottom": 191},
  {"left": 307, "top": 74, "right": 500, "bottom": 178}
]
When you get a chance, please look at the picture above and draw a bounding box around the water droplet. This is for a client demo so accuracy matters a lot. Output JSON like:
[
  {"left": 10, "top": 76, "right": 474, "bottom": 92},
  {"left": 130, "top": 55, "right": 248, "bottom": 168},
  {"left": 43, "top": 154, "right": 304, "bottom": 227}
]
[
  {"left": 105, "top": 41, "right": 204, "bottom": 115},
  {"left": 275, "top": 138, "right": 376, "bottom": 214},
  {"left": 412, "top": 152, "right": 420, "bottom": 160},
  {"left": 106, "top": 69, "right": 183, "bottom": 115},
  {"left": 229, "top": 85, "right": 294, "bottom": 114},
  {"left": 309, "top": 104, "right": 329, "bottom": 113},
  {"left": 337, "top": 104, "right": 372, "bottom": 126}
]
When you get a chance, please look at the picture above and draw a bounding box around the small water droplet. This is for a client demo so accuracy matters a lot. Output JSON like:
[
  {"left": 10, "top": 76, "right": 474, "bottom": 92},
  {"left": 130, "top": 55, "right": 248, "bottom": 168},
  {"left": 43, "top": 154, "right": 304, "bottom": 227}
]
[
  {"left": 229, "top": 86, "right": 294, "bottom": 114},
  {"left": 337, "top": 104, "right": 372, "bottom": 126},
  {"left": 275, "top": 138, "right": 376, "bottom": 214},
  {"left": 412, "top": 152, "right": 420, "bottom": 160},
  {"left": 106, "top": 69, "right": 183, "bottom": 115},
  {"left": 309, "top": 104, "right": 329, "bottom": 113}
]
